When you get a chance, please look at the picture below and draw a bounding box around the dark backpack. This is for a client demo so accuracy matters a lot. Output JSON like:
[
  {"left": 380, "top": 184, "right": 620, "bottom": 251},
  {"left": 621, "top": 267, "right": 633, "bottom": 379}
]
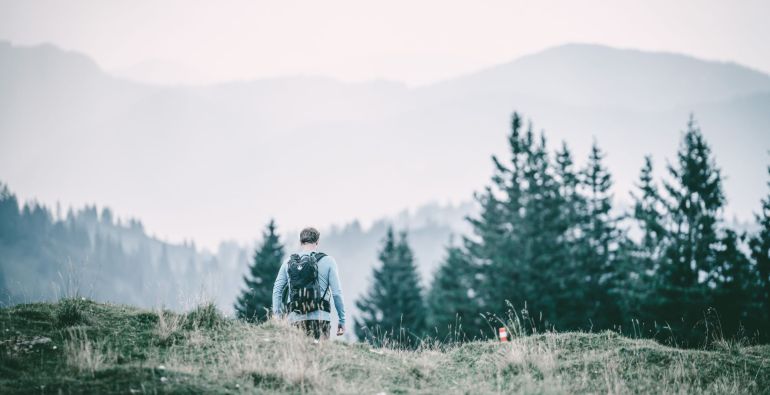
[{"left": 287, "top": 252, "right": 331, "bottom": 314}]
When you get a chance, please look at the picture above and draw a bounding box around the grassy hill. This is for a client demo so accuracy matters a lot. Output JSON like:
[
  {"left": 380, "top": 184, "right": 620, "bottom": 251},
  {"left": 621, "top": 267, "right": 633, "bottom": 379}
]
[{"left": 1, "top": 300, "right": 768, "bottom": 394}]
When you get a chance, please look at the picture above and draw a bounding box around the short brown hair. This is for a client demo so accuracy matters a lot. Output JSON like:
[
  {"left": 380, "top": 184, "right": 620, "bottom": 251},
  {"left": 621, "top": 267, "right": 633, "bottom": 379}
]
[{"left": 300, "top": 227, "right": 320, "bottom": 244}]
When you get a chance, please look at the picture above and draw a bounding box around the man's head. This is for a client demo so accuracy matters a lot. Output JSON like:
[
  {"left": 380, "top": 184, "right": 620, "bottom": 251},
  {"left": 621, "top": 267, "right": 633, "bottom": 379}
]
[{"left": 300, "top": 227, "right": 320, "bottom": 246}]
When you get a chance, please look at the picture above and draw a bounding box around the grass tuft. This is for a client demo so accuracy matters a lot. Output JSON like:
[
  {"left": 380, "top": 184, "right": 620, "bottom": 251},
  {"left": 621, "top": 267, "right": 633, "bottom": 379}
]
[
  {"left": 183, "top": 302, "right": 223, "bottom": 330},
  {"left": 153, "top": 309, "right": 184, "bottom": 347},
  {"left": 63, "top": 327, "right": 115, "bottom": 376},
  {"left": 55, "top": 298, "right": 93, "bottom": 328}
]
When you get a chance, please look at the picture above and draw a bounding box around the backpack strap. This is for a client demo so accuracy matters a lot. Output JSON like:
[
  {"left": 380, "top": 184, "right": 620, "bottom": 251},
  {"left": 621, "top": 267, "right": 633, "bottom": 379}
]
[
  {"left": 286, "top": 254, "right": 300, "bottom": 292},
  {"left": 313, "top": 252, "right": 331, "bottom": 300}
]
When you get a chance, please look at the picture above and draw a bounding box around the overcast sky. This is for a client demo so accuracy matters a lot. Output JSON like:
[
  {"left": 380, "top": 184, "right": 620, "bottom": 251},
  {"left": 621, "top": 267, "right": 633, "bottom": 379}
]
[{"left": 1, "top": 0, "right": 769, "bottom": 85}]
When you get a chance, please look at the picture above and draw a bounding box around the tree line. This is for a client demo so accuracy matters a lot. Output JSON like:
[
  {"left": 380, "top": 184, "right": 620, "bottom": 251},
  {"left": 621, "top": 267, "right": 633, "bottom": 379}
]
[
  {"left": 237, "top": 113, "right": 770, "bottom": 348},
  {"left": 0, "top": 192, "right": 215, "bottom": 309}
]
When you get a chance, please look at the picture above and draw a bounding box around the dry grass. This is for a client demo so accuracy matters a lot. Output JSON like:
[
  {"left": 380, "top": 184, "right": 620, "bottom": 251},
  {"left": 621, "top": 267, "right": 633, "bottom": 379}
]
[
  {"left": 63, "top": 327, "right": 115, "bottom": 376},
  {"left": 1, "top": 300, "right": 769, "bottom": 394},
  {"left": 154, "top": 308, "right": 184, "bottom": 346}
]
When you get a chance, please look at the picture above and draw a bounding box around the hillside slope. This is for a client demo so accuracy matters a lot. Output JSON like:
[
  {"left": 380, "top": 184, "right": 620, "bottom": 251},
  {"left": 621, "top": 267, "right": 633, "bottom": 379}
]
[{"left": 1, "top": 300, "right": 768, "bottom": 394}]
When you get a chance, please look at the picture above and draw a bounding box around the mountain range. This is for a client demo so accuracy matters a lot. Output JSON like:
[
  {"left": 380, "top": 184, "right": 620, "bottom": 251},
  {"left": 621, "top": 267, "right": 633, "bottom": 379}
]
[{"left": 1, "top": 41, "right": 769, "bottom": 316}]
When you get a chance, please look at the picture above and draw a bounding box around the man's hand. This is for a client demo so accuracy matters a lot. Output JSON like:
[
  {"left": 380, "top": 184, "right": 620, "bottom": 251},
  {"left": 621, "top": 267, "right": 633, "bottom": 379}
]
[{"left": 336, "top": 324, "right": 345, "bottom": 336}]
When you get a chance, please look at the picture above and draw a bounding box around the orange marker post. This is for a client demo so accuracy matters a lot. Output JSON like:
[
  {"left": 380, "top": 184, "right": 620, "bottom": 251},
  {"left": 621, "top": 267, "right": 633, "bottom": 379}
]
[{"left": 498, "top": 327, "right": 508, "bottom": 342}]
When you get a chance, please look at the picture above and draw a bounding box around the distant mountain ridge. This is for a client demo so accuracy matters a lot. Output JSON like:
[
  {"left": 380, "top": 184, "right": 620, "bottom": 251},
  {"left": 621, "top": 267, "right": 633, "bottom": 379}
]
[
  {"left": 424, "top": 43, "right": 770, "bottom": 111},
  {"left": 1, "top": 40, "right": 768, "bottom": 281},
  {"left": 3, "top": 39, "right": 769, "bottom": 330}
]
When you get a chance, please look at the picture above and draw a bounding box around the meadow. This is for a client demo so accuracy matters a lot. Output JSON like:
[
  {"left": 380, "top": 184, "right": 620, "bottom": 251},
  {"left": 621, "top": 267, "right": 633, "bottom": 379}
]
[{"left": 1, "top": 298, "right": 768, "bottom": 394}]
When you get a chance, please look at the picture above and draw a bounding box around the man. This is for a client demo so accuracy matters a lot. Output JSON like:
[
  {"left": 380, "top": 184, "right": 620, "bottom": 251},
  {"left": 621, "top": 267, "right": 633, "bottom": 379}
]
[{"left": 272, "top": 227, "right": 346, "bottom": 339}]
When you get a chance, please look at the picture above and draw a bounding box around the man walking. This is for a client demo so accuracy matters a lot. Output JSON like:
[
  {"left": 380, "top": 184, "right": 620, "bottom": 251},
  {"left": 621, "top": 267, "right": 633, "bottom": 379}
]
[{"left": 272, "top": 227, "right": 346, "bottom": 339}]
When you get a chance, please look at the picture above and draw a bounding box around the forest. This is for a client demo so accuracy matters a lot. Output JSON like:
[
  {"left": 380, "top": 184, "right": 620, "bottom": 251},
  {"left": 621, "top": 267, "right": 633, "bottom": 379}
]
[
  {"left": 3, "top": 113, "right": 769, "bottom": 348},
  {"left": 0, "top": 193, "right": 222, "bottom": 310},
  {"left": 236, "top": 113, "right": 770, "bottom": 348}
]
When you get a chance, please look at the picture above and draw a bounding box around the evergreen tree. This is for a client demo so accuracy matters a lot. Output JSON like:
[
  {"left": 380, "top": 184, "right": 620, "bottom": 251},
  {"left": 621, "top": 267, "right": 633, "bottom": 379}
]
[
  {"left": 466, "top": 114, "right": 574, "bottom": 331},
  {"left": 713, "top": 229, "right": 758, "bottom": 339},
  {"left": 554, "top": 142, "right": 583, "bottom": 236},
  {"left": 750, "top": 165, "right": 770, "bottom": 336},
  {"left": 626, "top": 156, "right": 667, "bottom": 326},
  {"left": 657, "top": 116, "right": 725, "bottom": 345},
  {"left": 154, "top": 244, "right": 175, "bottom": 305},
  {"left": 355, "top": 228, "right": 426, "bottom": 346},
  {"left": 631, "top": 156, "right": 667, "bottom": 272},
  {"left": 576, "top": 142, "right": 621, "bottom": 328},
  {"left": 551, "top": 141, "right": 589, "bottom": 328},
  {"left": 0, "top": 183, "right": 21, "bottom": 244},
  {"left": 469, "top": 114, "right": 530, "bottom": 324},
  {"left": 426, "top": 244, "right": 483, "bottom": 340},
  {"left": 234, "top": 220, "right": 285, "bottom": 322}
]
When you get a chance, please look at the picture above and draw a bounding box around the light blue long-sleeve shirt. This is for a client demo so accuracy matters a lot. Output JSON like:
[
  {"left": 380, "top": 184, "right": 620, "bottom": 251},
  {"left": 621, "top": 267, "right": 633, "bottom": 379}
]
[{"left": 272, "top": 251, "right": 346, "bottom": 325}]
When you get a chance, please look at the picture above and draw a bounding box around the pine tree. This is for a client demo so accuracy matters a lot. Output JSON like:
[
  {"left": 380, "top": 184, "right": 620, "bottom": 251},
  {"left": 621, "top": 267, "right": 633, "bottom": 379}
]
[
  {"left": 426, "top": 245, "right": 483, "bottom": 340},
  {"left": 626, "top": 156, "right": 667, "bottom": 326},
  {"left": 550, "top": 141, "right": 590, "bottom": 328},
  {"left": 657, "top": 116, "right": 725, "bottom": 345},
  {"left": 749, "top": 165, "right": 770, "bottom": 336},
  {"left": 155, "top": 244, "right": 175, "bottom": 305},
  {"left": 465, "top": 114, "right": 580, "bottom": 331},
  {"left": 355, "top": 228, "right": 426, "bottom": 347},
  {"left": 631, "top": 156, "right": 667, "bottom": 271},
  {"left": 234, "top": 220, "right": 285, "bottom": 322},
  {"left": 555, "top": 142, "right": 583, "bottom": 235},
  {"left": 470, "top": 115, "right": 530, "bottom": 324},
  {"left": 576, "top": 142, "right": 621, "bottom": 328},
  {"left": 713, "top": 229, "right": 758, "bottom": 338}
]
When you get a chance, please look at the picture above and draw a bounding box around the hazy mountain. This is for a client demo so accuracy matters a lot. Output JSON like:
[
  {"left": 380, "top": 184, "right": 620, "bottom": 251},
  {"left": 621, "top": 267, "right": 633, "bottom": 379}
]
[
  {"left": 2, "top": 42, "right": 767, "bottom": 241},
  {"left": 422, "top": 43, "right": 770, "bottom": 111},
  {"left": 2, "top": 40, "right": 769, "bottom": 317}
]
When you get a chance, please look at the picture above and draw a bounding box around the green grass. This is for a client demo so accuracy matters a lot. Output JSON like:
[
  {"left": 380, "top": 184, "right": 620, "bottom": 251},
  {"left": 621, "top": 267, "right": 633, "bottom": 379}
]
[{"left": 1, "top": 299, "right": 768, "bottom": 394}]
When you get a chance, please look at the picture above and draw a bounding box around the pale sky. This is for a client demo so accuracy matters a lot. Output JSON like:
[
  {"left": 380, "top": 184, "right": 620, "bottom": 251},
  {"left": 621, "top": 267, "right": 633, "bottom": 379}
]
[{"left": 1, "top": 0, "right": 769, "bottom": 85}]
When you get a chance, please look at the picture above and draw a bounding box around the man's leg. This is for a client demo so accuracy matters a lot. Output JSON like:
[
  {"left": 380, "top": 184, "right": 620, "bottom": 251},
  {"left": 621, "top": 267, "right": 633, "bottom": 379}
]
[
  {"left": 293, "top": 320, "right": 331, "bottom": 339},
  {"left": 316, "top": 320, "right": 331, "bottom": 340},
  {"left": 306, "top": 320, "right": 330, "bottom": 340},
  {"left": 292, "top": 320, "right": 313, "bottom": 337}
]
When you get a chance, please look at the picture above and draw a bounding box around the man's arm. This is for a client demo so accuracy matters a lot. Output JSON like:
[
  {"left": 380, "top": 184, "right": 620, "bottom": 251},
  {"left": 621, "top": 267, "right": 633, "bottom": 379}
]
[
  {"left": 271, "top": 263, "right": 288, "bottom": 317},
  {"left": 327, "top": 257, "right": 346, "bottom": 328}
]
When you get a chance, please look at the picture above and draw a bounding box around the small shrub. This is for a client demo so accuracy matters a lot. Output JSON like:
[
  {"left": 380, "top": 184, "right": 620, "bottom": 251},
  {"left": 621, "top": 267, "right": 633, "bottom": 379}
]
[
  {"left": 251, "top": 372, "right": 287, "bottom": 389},
  {"left": 155, "top": 309, "right": 184, "bottom": 346},
  {"left": 184, "top": 302, "right": 223, "bottom": 330},
  {"left": 56, "top": 298, "right": 92, "bottom": 328},
  {"left": 135, "top": 311, "right": 160, "bottom": 325}
]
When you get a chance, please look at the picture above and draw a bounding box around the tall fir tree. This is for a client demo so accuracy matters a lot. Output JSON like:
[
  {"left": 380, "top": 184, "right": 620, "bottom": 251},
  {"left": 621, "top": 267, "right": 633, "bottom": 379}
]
[
  {"left": 517, "top": 132, "right": 572, "bottom": 329},
  {"left": 426, "top": 244, "right": 484, "bottom": 340},
  {"left": 355, "top": 227, "right": 426, "bottom": 346},
  {"left": 712, "top": 229, "right": 758, "bottom": 338},
  {"left": 750, "top": 165, "right": 770, "bottom": 336},
  {"left": 234, "top": 220, "right": 285, "bottom": 322},
  {"left": 551, "top": 141, "right": 590, "bottom": 328},
  {"left": 631, "top": 156, "right": 667, "bottom": 273},
  {"left": 466, "top": 113, "right": 573, "bottom": 331},
  {"left": 657, "top": 116, "right": 725, "bottom": 345},
  {"left": 555, "top": 142, "right": 583, "bottom": 239},
  {"left": 576, "top": 142, "right": 622, "bottom": 328},
  {"left": 470, "top": 114, "right": 530, "bottom": 324},
  {"left": 627, "top": 156, "right": 667, "bottom": 326}
]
